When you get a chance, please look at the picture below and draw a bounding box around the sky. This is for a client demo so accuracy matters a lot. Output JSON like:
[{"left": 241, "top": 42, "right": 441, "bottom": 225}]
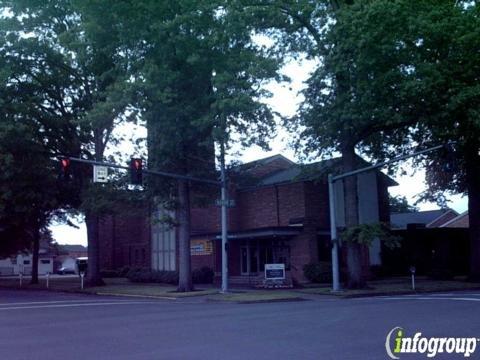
[{"left": 50, "top": 58, "right": 468, "bottom": 246}]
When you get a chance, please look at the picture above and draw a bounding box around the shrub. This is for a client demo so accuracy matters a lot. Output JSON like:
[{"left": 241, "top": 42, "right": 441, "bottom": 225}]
[
  {"left": 192, "top": 266, "right": 214, "bottom": 284},
  {"left": 100, "top": 269, "right": 120, "bottom": 278},
  {"left": 118, "top": 266, "right": 130, "bottom": 278},
  {"left": 126, "top": 267, "right": 214, "bottom": 285},
  {"left": 303, "top": 262, "right": 333, "bottom": 283},
  {"left": 126, "top": 268, "right": 179, "bottom": 285},
  {"left": 429, "top": 268, "right": 454, "bottom": 280}
]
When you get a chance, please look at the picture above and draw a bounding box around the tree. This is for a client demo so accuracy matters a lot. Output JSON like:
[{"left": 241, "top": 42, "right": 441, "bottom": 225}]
[
  {"left": 306, "top": 0, "right": 480, "bottom": 281},
  {"left": 1, "top": 0, "right": 135, "bottom": 286},
  {"left": 0, "top": 16, "right": 77, "bottom": 282},
  {"left": 244, "top": 0, "right": 418, "bottom": 287},
  {"left": 0, "top": 116, "right": 64, "bottom": 283},
  {"left": 389, "top": 195, "right": 418, "bottom": 214},
  {"left": 399, "top": 2, "right": 480, "bottom": 280},
  {"left": 78, "top": 0, "right": 281, "bottom": 291}
]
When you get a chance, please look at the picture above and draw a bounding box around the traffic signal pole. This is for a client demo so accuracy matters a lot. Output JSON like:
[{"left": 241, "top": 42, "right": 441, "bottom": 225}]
[
  {"left": 62, "top": 156, "right": 227, "bottom": 290},
  {"left": 328, "top": 143, "right": 448, "bottom": 292},
  {"left": 219, "top": 141, "right": 229, "bottom": 293},
  {"left": 64, "top": 157, "right": 221, "bottom": 186}
]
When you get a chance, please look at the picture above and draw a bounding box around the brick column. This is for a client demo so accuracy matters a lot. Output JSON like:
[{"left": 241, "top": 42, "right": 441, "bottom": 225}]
[{"left": 289, "top": 218, "right": 318, "bottom": 283}]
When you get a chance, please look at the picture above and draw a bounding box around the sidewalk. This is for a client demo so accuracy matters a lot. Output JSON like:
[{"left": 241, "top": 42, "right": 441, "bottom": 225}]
[
  {"left": 0, "top": 276, "right": 217, "bottom": 299},
  {"left": 1, "top": 275, "right": 479, "bottom": 303},
  {"left": 298, "top": 276, "right": 480, "bottom": 298}
]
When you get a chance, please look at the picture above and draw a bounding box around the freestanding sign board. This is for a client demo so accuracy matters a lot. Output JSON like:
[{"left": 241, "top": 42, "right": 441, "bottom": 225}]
[{"left": 265, "top": 263, "right": 285, "bottom": 280}]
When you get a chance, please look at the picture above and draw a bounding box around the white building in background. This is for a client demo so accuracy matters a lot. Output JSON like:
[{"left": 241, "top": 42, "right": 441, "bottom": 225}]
[{"left": 0, "top": 252, "right": 54, "bottom": 276}]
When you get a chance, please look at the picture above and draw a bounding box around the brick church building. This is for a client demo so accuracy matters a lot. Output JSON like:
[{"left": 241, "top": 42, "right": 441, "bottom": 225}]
[{"left": 98, "top": 154, "right": 395, "bottom": 284}]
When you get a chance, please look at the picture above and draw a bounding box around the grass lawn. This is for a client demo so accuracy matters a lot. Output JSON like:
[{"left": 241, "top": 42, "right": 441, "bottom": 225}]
[
  {"left": 0, "top": 276, "right": 218, "bottom": 298},
  {"left": 207, "top": 290, "right": 304, "bottom": 303},
  {"left": 2, "top": 275, "right": 479, "bottom": 301},
  {"left": 297, "top": 276, "right": 480, "bottom": 297},
  {"left": 89, "top": 283, "right": 218, "bottom": 298}
]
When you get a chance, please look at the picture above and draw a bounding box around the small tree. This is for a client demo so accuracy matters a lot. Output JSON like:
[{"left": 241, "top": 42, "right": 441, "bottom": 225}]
[{"left": 339, "top": 223, "right": 401, "bottom": 287}]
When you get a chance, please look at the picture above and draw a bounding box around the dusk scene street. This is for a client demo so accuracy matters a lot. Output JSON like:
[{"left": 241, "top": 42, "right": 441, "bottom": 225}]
[{"left": 1, "top": 1, "right": 480, "bottom": 359}]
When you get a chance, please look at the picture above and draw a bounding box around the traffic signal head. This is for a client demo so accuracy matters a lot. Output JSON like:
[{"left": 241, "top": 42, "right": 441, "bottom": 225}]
[
  {"left": 59, "top": 157, "right": 71, "bottom": 181},
  {"left": 130, "top": 158, "right": 143, "bottom": 185}
]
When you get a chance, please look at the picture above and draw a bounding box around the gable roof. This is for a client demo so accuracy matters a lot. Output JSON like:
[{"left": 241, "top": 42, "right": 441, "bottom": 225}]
[
  {"left": 426, "top": 209, "right": 459, "bottom": 228},
  {"left": 235, "top": 155, "right": 397, "bottom": 190},
  {"left": 440, "top": 211, "right": 469, "bottom": 228},
  {"left": 58, "top": 244, "right": 87, "bottom": 253},
  {"left": 391, "top": 209, "right": 451, "bottom": 229}
]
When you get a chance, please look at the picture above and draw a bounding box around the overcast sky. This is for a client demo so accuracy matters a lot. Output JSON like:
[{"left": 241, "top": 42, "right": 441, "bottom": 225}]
[{"left": 50, "top": 59, "right": 468, "bottom": 246}]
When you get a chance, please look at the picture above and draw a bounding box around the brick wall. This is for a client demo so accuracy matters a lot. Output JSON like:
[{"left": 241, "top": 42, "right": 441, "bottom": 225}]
[
  {"left": 289, "top": 219, "right": 319, "bottom": 283},
  {"left": 99, "top": 208, "right": 151, "bottom": 271}
]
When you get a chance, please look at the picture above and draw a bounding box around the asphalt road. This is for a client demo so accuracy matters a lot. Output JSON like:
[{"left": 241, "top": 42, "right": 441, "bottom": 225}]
[{"left": 1, "top": 289, "right": 480, "bottom": 360}]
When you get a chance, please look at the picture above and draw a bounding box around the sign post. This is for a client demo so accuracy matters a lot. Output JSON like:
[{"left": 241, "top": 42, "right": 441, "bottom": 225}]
[
  {"left": 46, "top": 272, "right": 50, "bottom": 289},
  {"left": 410, "top": 266, "right": 416, "bottom": 291},
  {"left": 80, "top": 272, "right": 85, "bottom": 290},
  {"left": 265, "top": 264, "right": 286, "bottom": 281}
]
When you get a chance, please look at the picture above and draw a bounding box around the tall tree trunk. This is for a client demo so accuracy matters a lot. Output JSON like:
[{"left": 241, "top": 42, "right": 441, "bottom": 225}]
[
  {"left": 85, "top": 212, "right": 104, "bottom": 286},
  {"left": 465, "top": 144, "right": 480, "bottom": 281},
  {"left": 342, "top": 144, "right": 367, "bottom": 288},
  {"left": 177, "top": 179, "right": 193, "bottom": 292},
  {"left": 30, "top": 224, "right": 40, "bottom": 285}
]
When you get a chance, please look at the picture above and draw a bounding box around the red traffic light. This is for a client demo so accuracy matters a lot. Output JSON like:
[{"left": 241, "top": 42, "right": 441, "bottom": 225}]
[
  {"left": 59, "top": 157, "right": 72, "bottom": 181},
  {"left": 61, "top": 158, "right": 70, "bottom": 168},
  {"left": 133, "top": 159, "right": 142, "bottom": 170},
  {"left": 130, "top": 158, "right": 143, "bottom": 185}
]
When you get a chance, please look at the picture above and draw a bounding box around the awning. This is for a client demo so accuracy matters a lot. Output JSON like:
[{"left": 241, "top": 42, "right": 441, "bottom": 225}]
[{"left": 220, "top": 227, "right": 301, "bottom": 240}]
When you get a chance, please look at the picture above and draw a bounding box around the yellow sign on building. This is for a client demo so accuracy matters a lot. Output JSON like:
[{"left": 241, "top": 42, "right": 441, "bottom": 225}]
[{"left": 191, "top": 240, "right": 213, "bottom": 256}]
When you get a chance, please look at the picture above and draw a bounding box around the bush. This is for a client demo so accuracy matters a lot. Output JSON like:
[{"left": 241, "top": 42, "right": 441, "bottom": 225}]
[
  {"left": 126, "top": 267, "right": 214, "bottom": 285},
  {"left": 429, "top": 268, "right": 454, "bottom": 280},
  {"left": 126, "top": 268, "right": 179, "bottom": 285},
  {"left": 100, "top": 269, "right": 120, "bottom": 278},
  {"left": 118, "top": 266, "right": 131, "bottom": 278},
  {"left": 192, "top": 266, "right": 214, "bottom": 284},
  {"left": 303, "top": 262, "right": 332, "bottom": 283}
]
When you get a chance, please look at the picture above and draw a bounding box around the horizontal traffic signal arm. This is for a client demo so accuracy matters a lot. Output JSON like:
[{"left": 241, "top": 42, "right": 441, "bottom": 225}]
[{"left": 59, "top": 156, "right": 221, "bottom": 186}]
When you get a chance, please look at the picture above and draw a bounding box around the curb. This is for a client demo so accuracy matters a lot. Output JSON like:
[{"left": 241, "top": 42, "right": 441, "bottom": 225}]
[
  {"left": 94, "top": 292, "right": 179, "bottom": 300},
  {"left": 341, "top": 287, "right": 480, "bottom": 299},
  {"left": 206, "top": 296, "right": 307, "bottom": 304},
  {"left": 297, "top": 286, "right": 480, "bottom": 299}
]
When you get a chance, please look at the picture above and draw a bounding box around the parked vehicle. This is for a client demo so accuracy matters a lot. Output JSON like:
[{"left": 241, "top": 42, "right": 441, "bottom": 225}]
[{"left": 57, "top": 266, "right": 75, "bottom": 275}]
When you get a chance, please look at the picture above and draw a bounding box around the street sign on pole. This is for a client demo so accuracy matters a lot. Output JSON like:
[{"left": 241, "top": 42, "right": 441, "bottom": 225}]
[
  {"left": 93, "top": 165, "right": 108, "bottom": 183},
  {"left": 215, "top": 199, "right": 236, "bottom": 208}
]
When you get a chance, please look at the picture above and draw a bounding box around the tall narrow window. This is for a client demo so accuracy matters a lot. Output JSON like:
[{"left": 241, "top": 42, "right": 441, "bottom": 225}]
[{"left": 151, "top": 209, "right": 176, "bottom": 271}]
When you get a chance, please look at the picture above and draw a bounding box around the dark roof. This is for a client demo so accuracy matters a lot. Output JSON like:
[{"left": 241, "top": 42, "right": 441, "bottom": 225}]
[
  {"left": 232, "top": 154, "right": 294, "bottom": 172},
  {"left": 390, "top": 210, "right": 449, "bottom": 229},
  {"left": 58, "top": 244, "right": 87, "bottom": 252},
  {"left": 258, "top": 159, "right": 340, "bottom": 187},
  {"left": 236, "top": 156, "right": 397, "bottom": 189}
]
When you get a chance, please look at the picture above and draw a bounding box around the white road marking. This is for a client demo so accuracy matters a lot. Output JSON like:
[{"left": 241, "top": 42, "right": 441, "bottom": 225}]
[
  {"left": 0, "top": 299, "right": 130, "bottom": 306},
  {"left": 0, "top": 301, "right": 160, "bottom": 311},
  {"left": 377, "top": 296, "right": 480, "bottom": 302}
]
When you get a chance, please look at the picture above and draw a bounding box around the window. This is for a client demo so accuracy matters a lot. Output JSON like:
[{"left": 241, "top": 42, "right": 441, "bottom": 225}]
[
  {"left": 151, "top": 212, "right": 176, "bottom": 271},
  {"left": 23, "top": 260, "right": 30, "bottom": 265},
  {"left": 241, "top": 239, "right": 291, "bottom": 275},
  {"left": 40, "top": 259, "right": 50, "bottom": 265}
]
